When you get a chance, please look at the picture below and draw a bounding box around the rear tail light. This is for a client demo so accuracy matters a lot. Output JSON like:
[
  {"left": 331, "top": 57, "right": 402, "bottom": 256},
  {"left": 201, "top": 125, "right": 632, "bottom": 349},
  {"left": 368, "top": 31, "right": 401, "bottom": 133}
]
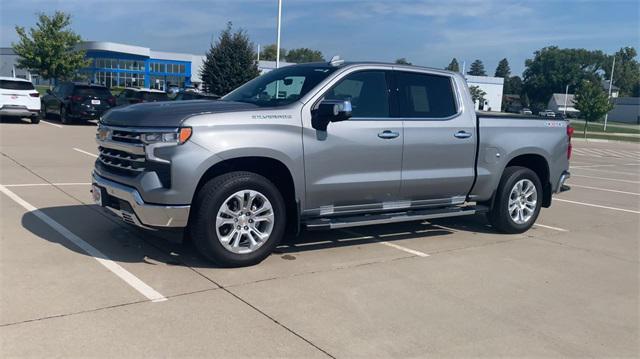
[
  {"left": 566, "top": 125, "right": 574, "bottom": 159},
  {"left": 71, "top": 95, "right": 83, "bottom": 102},
  {"left": 29, "top": 92, "right": 39, "bottom": 97}
]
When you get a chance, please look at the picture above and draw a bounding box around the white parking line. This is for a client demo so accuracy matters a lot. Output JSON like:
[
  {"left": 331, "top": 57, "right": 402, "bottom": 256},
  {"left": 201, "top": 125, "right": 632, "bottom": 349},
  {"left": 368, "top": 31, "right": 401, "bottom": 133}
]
[
  {"left": 340, "top": 229, "right": 430, "bottom": 257},
  {"left": 41, "top": 120, "right": 63, "bottom": 128},
  {"left": 555, "top": 198, "right": 640, "bottom": 214},
  {"left": 533, "top": 223, "right": 568, "bottom": 232},
  {"left": 571, "top": 163, "right": 640, "bottom": 169},
  {"left": 73, "top": 148, "right": 98, "bottom": 158},
  {"left": 572, "top": 174, "right": 640, "bottom": 184},
  {"left": 3, "top": 182, "right": 91, "bottom": 187},
  {"left": 0, "top": 184, "right": 167, "bottom": 302},
  {"left": 572, "top": 167, "right": 640, "bottom": 176},
  {"left": 569, "top": 184, "right": 640, "bottom": 196}
]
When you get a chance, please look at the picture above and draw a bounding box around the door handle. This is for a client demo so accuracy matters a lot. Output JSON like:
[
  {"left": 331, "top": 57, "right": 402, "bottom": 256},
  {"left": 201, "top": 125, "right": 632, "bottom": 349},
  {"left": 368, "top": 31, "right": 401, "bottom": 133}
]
[
  {"left": 378, "top": 130, "right": 400, "bottom": 139},
  {"left": 454, "top": 130, "right": 472, "bottom": 139}
]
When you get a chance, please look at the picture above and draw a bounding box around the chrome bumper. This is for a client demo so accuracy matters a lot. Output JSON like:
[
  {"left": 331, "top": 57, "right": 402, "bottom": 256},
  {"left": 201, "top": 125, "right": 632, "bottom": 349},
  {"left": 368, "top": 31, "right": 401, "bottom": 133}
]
[
  {"left": 92, "top": 172, "right": 190, "bottom": 229},
  {"left": 556, "top": 171, "right": 571, "bottom": 193}
]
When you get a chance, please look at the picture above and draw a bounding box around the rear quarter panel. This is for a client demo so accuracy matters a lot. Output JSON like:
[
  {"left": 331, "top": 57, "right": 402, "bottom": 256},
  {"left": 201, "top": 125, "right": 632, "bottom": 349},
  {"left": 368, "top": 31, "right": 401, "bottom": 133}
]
[{"left": 470, "top": 117, "right": 569, "bottom": 201}]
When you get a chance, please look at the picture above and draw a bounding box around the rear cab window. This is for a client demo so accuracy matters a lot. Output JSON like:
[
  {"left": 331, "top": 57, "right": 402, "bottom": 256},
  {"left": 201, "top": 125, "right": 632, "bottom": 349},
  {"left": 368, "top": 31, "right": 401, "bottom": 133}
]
[
  {"left": 0, "top": 80, "right": 35, "bottom": 91},
  {"left": 395, "top": 71, "right": 457, "bottom": 119}
]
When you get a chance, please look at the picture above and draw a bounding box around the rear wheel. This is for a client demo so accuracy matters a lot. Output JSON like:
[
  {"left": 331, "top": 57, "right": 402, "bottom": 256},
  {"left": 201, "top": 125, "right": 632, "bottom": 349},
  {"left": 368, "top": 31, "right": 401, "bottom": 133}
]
[
  {"left": 190, "top": 171, "right": 286, "bottom": 267},
  {"left": 487, "top": 166, "right": 542, "bottom": 234},
  {"left": 60, "top": 106, "right": 70, "bottom": 124},
  {"left": 30, "top": 115, "right": 40, "bottom": 124}
]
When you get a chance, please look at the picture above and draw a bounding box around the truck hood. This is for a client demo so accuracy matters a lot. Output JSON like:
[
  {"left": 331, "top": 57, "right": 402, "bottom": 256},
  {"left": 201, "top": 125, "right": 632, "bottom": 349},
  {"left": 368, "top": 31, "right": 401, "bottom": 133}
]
[{"left": 100, "top": 100, "right": 259, "bottom": 127}]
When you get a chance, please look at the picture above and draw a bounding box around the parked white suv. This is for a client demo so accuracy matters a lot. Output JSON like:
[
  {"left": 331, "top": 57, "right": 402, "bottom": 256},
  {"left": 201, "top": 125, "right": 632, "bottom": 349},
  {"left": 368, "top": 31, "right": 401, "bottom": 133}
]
[{"left": 0, "top": 77, "right": 41, "bottom": 124}]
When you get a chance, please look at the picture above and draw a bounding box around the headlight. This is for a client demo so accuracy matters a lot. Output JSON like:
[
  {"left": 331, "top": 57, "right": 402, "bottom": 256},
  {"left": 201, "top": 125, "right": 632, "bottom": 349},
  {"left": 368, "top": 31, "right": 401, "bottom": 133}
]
[{"left": 141, "top": 128, "right": 192, "bottom": 145}]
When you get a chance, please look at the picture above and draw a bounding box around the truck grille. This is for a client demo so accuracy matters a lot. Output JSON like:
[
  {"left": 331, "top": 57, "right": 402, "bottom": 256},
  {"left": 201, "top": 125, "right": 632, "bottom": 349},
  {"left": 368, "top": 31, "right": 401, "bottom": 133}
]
[
  {"left": 98, "top": 146, "right": 146, "bottom": 175},
  {"left": 111, "top": 129, "right": 142, "bottom": 144}
]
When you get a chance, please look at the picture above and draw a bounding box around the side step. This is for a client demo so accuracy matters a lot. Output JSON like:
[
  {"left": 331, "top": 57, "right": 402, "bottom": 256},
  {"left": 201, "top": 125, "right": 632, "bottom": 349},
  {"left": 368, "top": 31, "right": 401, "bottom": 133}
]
[{"left": 304, "top": 205, "right": 489, "bottom": 230}]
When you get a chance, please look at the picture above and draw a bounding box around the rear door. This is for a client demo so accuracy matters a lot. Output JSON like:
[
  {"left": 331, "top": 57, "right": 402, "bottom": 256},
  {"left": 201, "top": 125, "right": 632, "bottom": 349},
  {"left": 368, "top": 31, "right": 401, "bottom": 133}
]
[
  {"left": 395, "top": 70, "right": 477, "bottom": 206},
  {"left": 302, "top": 68, "right": 404, "bottom": 214}
]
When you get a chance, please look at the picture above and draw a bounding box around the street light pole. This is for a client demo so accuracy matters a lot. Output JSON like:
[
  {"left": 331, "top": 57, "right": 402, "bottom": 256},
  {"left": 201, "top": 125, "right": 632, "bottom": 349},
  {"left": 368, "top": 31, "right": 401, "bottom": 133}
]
[
  {"left": 276, "top": 0, "right": 282, "bottom": 69},
  {"left": 603, "top": 56, "right": 616, "bottom": 132},
  {"left": 563, "top": 84, "right": 569, "bottom": 116}
]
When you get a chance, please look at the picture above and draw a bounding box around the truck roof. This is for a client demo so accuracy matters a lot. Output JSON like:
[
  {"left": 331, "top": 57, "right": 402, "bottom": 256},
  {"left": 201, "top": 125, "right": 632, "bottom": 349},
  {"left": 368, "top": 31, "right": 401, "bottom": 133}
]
[{"left": 292, "top": 61, "right": 459, "bottom": 76}]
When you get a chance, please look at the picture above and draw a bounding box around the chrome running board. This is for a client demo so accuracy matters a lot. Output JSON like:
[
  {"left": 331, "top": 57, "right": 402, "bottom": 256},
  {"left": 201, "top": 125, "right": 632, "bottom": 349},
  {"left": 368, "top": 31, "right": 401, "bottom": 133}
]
[{"left": 304, "top": 205, "right": 488, "bottom": 230}]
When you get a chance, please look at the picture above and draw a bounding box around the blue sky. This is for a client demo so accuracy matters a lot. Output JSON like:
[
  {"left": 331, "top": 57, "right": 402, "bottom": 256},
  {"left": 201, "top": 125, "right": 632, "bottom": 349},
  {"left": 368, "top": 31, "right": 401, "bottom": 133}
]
[{"left": 1, "top": 0, "right": 638, "bottom": 75}]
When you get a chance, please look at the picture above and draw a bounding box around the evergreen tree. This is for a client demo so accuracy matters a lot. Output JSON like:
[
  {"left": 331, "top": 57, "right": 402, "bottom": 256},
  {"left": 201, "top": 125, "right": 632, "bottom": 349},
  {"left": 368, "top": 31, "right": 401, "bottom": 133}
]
[
  {"left": 494, "top": 58, "right": 511, "bottom": 78},
  {"left": 395, "top": 58, "right": 412, "bottom": 65},
  {"left": 467, "top": 59, "right": 486, "bottom": 76},
  {"left": 445, "top": 58, "right": 460, "bottom": 72},
  {"left": 201, "top": 22, "right": 260, "bottom": 96}
]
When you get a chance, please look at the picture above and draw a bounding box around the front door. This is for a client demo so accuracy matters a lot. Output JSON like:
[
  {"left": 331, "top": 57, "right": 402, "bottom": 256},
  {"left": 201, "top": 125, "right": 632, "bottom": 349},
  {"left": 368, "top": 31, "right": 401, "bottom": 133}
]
[
  {"left": 395, "top": 70, "right": 477, "bottom": 206},
  {"left": 302, "top": 69, "right": 403, "bottom": 215}
]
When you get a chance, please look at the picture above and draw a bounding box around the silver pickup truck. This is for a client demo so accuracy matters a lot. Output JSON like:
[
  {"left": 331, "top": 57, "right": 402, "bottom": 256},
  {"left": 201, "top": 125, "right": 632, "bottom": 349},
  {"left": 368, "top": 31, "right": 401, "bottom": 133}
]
[{"left": 91, "top": 60, "right": 572, "bottom": 266}]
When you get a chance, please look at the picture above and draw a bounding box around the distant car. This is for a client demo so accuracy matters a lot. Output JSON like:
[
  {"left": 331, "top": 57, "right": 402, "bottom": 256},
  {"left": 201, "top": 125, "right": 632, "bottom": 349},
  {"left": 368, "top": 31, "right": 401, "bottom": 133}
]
[
  {"left": 173, "top": 91, "right": 220, "bottom": 101},
  {"left": 116, "top": 88, "right": 169, "bottom": 106},
  {"left": 0, "top": 77, "right": 41, "bottom": 124},
  {"left": 41, "top": 82, "right": 115, "bottom": 124},
  {"left": 538, "top": 110, "right": 556, "bottom": 118},
  {"left": 519, "top": 108, "right": 532, "bottom": 115}
]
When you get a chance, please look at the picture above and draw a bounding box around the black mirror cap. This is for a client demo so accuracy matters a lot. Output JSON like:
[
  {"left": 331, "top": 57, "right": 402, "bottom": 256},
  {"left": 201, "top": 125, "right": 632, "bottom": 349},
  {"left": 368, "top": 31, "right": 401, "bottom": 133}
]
[{"left": 311, "top": 99, "right": 352, "bottom": 131}]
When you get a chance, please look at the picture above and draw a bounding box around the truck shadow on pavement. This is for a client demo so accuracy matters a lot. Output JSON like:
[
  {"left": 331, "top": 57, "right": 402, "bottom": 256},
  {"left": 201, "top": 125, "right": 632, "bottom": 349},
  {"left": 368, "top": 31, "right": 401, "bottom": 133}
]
[{"left": 21, "top": 204, "right": 496, "bottom": 268}]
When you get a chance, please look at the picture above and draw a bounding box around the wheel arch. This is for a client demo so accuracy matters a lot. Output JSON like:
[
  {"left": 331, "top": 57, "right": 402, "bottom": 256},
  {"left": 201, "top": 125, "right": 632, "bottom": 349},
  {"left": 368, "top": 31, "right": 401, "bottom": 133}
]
[
  {"left": 191, "top": 156, "right": 299, "bottom": 234},
  {"left": 504, "top": 153, "right": 552, "bottom": 207}
]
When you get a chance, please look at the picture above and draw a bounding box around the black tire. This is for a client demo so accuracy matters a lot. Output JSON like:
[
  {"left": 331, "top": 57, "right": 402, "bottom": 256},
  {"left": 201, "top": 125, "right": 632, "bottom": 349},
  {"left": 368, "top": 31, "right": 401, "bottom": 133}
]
[
  {"left": 31, "top": 115, "right": 40, "bottom": 124},
  {"left": 190, "top": 171, "right": 286, "bottom": 267},
  {"left": 60, "top": 106, "right": 70, "bottom": 124},
  {"left": 487, "top": 166, "right": 542, "bottom": 234}
]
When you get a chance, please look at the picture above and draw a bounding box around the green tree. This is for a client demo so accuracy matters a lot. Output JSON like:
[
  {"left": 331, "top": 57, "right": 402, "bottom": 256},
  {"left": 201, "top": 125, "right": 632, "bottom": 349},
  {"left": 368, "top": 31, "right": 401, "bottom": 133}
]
[
  {"left": 574, "top": 80, "right": 614, "bottom": 138},
  {"left": 201, "top": 22, "right": 260, "bottom": 96},
  {"left": 467, "top": 59, "right": 486, "bottom": 76},
  {"left": 12, "top": 11, "right": 88, "bottom": 82},
  {"left": 286, "top": 48, "right": 324, "bottom": 63},
  {"left": 522, "top": 46, "right": 607, "bottom": 109},
  {"left": 260, "top": 44, "right": 287, "bottom": 62},
  {"left": 494, "top": 58, "right": 511, "bottom": 78},
  {"left": 604, "top": 47, "right": 640, "bottom": 97},
  {"left": 506, "top": 75, "right": 522, "bottom": 95},
  {"left": 445, "top": 58, "right": 460, "bottom": 72},
  {"left": 395, "top": 58, "right": 412, "bottom": 65},
  {"left": 469, "top": 85, "right": 487, "bottom": 109}
]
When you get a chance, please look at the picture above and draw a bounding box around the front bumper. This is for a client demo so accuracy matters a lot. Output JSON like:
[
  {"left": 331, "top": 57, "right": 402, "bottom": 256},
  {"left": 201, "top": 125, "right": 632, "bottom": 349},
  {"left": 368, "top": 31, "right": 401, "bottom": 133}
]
[
  {"left": 92, "top": 172, "right": 190, "bottom": 229},
  {"left": 556, "top": 171, "right": 571, "bottom": 193}
]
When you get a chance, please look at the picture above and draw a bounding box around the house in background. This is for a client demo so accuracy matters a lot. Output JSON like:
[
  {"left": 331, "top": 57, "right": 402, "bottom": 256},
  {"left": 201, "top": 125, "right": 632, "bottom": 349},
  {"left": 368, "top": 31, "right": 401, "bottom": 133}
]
[
  {"left": 608, "top": 97, "right": 640, "bottom": 124},
  {"left": 547, "top": 93, "right": 579, "bottom": 117},
  {"left": 601, "top": 80, "right": 620, "bottom": 98}
]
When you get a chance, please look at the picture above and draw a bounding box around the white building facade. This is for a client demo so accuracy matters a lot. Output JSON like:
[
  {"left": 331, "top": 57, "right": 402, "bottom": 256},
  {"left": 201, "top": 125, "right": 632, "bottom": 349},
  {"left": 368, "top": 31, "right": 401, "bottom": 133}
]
[{"left": 465, "top": 75, "right": 504, "bottom": 112}]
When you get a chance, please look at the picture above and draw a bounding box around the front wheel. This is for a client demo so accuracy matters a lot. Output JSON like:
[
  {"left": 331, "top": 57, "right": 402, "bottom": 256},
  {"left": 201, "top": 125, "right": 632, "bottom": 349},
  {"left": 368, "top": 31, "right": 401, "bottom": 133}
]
[
  {"left": 487, "top": 166, "right": 542, "bottom": 234},
  {"left": 60, "top": 106, "right": 70, "bottom": 124},
  {"left": 190, "top": 171, "right": 286, "bottom": 267}
]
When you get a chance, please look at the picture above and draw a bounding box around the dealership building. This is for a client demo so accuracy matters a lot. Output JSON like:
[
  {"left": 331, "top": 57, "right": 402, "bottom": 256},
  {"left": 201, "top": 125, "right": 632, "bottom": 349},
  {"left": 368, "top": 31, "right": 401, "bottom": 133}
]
[{"left": 1, "top": 41, "right": 294, "bottom": 91}]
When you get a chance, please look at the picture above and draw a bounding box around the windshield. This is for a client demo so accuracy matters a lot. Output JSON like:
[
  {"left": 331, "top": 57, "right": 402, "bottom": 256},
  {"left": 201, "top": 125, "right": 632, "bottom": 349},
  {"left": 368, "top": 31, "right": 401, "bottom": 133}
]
[
  {"left": 74, "top": 86, "right": 111, "bottom": 98},
  {"left": 222, "top": 65, "right": 337, "bottom": 107}
]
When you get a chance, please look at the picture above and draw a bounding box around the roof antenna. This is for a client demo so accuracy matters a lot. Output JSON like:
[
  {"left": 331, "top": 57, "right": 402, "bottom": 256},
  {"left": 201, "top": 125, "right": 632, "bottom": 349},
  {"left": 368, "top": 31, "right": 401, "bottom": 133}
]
[{"left": 329, "top": 55, "right": 344, "bottom": 67}]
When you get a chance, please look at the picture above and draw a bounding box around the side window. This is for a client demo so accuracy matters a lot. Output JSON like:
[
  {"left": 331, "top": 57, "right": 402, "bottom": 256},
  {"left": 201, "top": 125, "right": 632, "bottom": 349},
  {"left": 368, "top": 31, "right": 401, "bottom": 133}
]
[
  {"left": 325, "top": 71, "right": 389, "bottom": 118},
  {"left": 396, "top": 72, "right": 457, "bottom": 119}
]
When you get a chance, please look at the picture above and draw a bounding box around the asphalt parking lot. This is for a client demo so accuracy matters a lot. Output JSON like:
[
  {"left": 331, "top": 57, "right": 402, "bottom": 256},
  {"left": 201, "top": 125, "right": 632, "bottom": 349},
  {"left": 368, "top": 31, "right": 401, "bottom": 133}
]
[{"left": 1, "top": 117, "right": 638, "bottom": 358}]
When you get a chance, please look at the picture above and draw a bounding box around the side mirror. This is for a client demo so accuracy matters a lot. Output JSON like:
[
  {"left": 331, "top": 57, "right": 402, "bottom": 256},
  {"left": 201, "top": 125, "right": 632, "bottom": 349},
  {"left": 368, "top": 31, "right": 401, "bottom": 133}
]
[{"left": 311, "top": 100, "right": 352, "bottom": 131}]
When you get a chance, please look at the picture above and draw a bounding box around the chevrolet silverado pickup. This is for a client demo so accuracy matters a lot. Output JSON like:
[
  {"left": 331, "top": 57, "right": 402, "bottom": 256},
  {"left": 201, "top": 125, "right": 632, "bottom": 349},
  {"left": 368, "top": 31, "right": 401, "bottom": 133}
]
[{"left": 91, "top": 59, "right": 572, "bottom": 266}]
